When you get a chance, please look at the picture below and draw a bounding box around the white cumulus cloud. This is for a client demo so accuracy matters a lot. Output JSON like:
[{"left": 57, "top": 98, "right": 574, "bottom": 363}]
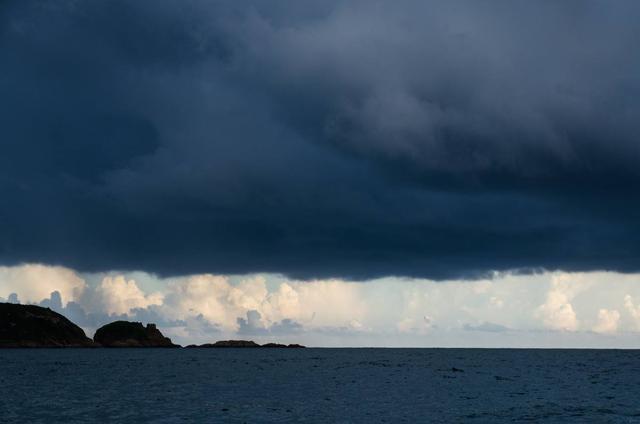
[
  {"left": 592, "top": 309, "right": 620, "bottom": 334},
  {"left": 536, "top": 275, "right": 580, "bottom": 331},
  {"left": 0, "top": 264, "right": 85, "bottom": 306},
  {"left": 94, "top": 275, "right": 163, "bottom": 315},
  {"left": 624, "top": 295, "right": 640, "bottom": 330}
]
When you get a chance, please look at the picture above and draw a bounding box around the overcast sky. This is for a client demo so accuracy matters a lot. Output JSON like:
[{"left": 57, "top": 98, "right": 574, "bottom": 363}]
[{"left": 1, "top": 1, "right": 640, "bottom": 346}]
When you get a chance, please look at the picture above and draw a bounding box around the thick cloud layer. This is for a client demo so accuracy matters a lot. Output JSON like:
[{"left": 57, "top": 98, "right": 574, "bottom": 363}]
[{"left": 1, "top": 1, "right": 640, "bottom": 279}]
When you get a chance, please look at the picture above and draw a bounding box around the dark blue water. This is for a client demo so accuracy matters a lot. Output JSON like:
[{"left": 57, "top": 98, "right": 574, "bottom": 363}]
[{"left": 1, "top": 349, "right": 639, "bottom": 423}]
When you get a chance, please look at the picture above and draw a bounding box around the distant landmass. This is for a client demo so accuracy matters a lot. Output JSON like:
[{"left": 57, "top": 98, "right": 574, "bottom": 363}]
[
  {"left": 0, "top": 303, "right": 305, "bottom": 348},
  {"left": 186, "top": 340, "right": 305, "bottom": 348}
]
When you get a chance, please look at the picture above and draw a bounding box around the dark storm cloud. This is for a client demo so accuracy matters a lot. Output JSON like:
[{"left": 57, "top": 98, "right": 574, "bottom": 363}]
[{"left": 1, "top": 0, "right": 640, "bottom": 279}]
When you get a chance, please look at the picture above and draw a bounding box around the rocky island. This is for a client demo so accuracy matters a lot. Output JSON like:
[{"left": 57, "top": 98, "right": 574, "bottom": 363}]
[
  {"left": 0, "top": 303, "right": 96, "bottom": 347},
  {"left": 262, "top": 343, "right": 305, "bottom": 348},
  {"left": 186, "top": 340, "right": 305, "bottom": 348},
  {"left": 93, "top": 321, "right": 179, "bottom": 347}
]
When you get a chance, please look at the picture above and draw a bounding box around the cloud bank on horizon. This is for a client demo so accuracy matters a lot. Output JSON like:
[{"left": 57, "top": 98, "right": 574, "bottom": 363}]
[
  {"left": 4, "top": 264, "right": 640, "bottom": 347},
  {"left": 1, "top": 1, "right": 640, "bottom": 280}
]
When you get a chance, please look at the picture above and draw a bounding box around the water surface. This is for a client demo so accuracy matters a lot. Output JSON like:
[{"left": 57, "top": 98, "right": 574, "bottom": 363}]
[{"left": 1, "top": 348, "right": 639, "bottom": 423}]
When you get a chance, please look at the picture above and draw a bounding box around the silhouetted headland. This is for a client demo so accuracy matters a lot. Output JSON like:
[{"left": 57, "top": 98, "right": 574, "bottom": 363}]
[
  {"left": 186, "top": 340, "right": 305, "bottom": 348},
  {"left": 0, "top": 303, "right": 96, "bottom": 347},
  {"left": 93, "top": 321, "right": 179, "bottom": 347}
]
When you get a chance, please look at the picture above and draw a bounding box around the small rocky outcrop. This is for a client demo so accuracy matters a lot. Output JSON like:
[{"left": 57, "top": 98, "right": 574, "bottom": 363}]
[
  {"left": 93, "top": 321, "right": 179, "bottom": 347},
  {"left": 262, "top": 343, "right": 305, "bottom": 348},
  {"left": 187, "top": 340, "right": 261, "bottom": 348},
  {"left": 260, "top": 342, "right": 287, "bottom": 348},
  {"left": 0, "top": 303, "right": 96, "bottom": 347},
  {"left": 186, "top": 340, "right": 305, "bottom": 348}
]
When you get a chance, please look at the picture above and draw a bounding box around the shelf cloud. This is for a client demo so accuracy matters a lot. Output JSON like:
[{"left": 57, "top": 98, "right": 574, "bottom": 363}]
[{"left": 1, "top": 1, "right": 640, "bottom": 279}]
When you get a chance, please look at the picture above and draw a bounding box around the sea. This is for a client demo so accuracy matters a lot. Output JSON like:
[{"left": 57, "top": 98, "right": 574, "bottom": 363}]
[{"left": 1, "top": 348, "right": 639, "bottom": 423}]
